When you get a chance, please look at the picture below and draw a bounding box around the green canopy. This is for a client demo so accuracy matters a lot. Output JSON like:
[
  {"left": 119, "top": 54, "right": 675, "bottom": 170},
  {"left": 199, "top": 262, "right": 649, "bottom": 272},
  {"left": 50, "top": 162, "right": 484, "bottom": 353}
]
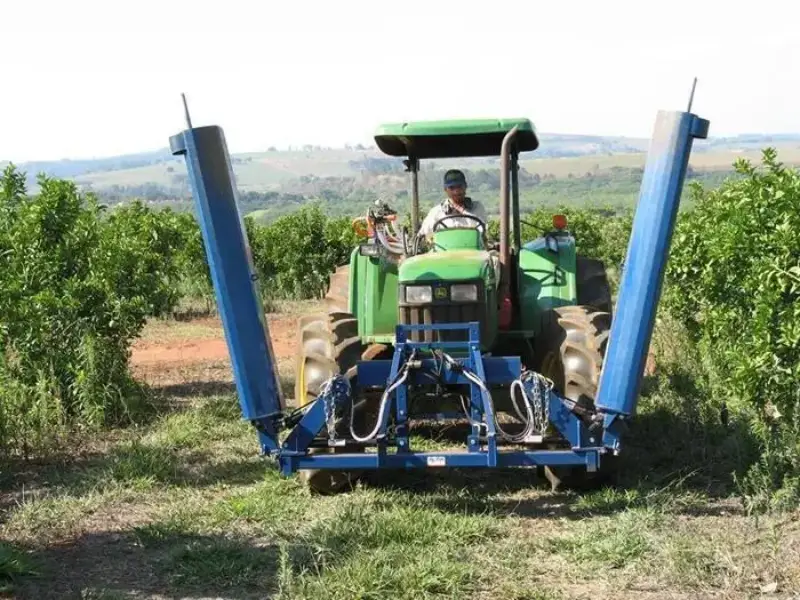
[{"left": 374, "top": 118, "right": 539, "bottom": 159}]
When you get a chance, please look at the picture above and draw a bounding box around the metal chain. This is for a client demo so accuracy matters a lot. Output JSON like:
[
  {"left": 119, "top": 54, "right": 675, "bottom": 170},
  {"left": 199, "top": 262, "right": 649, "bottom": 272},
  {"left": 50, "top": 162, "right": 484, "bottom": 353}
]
[
  {"left": 317, "top": 375, "right": 351, "bottom": 443},
  {"left": 522, "top": 370, "right": 554, "bottom": 436}
]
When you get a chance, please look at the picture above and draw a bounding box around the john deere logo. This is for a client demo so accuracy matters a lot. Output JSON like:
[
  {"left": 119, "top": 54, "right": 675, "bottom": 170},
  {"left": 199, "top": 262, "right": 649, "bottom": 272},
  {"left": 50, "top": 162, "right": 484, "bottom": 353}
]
[{"left": 434, "top": 286, "right": 448, "bottom": 300}]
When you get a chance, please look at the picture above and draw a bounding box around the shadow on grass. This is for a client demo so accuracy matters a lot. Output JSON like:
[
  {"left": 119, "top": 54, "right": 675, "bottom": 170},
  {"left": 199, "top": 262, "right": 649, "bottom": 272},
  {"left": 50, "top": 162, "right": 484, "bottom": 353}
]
[
  {"left": 3, "top": 481, "right": 501, "bottom": 599},
  {"left": 353, "top": 370, "right": 761, "bottom": 520},
  {"left": 153, "top": 380, "right": 237, "bottom": 400},
  {"left": 2, "top": 530, "right": 279, "bottom": 600},
  {"left": 1, "top": 445, "right": 268, "bottom": 509},
  {"left": 0, "top": 395, "right": 268, "bottom": 504},
  {"left": 0, "top": 391, "right": 179, "bottom": 500},
  {"left": 148, "top": 375, "right": 294, "bottom": 405}
]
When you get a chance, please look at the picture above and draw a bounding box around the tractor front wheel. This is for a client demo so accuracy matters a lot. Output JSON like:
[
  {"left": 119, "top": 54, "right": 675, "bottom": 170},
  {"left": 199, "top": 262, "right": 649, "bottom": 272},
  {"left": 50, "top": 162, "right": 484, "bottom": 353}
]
[
  {"left": 294, "top": 310, "right": 388, "bottom": 494},
  {"left": 535, "top": 305, "right": 617, "bottom": 491}
]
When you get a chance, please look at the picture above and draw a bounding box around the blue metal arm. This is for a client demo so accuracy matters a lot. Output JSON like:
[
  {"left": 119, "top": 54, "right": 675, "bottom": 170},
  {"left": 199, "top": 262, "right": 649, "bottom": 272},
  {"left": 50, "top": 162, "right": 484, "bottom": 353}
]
[
  {"left": 169, "top": 125, "right": 284, "bottom": 451},
  {"left": 594, "top": 109, "right": 709, "bottom": 452}
]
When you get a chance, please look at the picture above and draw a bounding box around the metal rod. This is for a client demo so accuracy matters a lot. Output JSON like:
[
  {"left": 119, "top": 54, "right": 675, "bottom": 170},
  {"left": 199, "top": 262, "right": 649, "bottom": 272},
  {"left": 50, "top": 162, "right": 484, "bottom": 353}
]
[
  {"left": 181, "top": 93, "right": 193, "bottom": 129},
  {"left": 281, "top": 449, "right": 599, "bottom": 472},
  {"left": 410, "top": 158, "right": 420, "bottom": 236},
  {"left": 687, "top": 77, "right": 698, "bottom": 113},
  {"left": 511, "top": 150, "right": 521, "bottom": 252},
  {"left": 499, "top": 126, "right": 519, "bottom": 293}
]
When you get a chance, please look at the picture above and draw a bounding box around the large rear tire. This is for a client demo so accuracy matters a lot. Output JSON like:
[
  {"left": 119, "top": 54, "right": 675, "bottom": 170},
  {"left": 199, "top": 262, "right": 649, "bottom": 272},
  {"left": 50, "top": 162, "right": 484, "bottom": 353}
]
[
  {"left": 324, "top": 265, "right": 350, "bottom": 313},
  {"left": 294, "top": 311, "right": 388, "bottom": 494},
  {"left": 535, "top": 305, "right": 617, "bottom": 491},
  {"left": 576, "top": 256, "right": 613, "bottom": 316}
]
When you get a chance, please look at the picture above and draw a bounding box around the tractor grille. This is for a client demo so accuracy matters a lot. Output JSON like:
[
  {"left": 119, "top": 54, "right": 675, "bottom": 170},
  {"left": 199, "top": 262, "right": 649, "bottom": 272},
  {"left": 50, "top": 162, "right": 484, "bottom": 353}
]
[{"left": 398, "top": 280, "right": 487, "bottom": 343}]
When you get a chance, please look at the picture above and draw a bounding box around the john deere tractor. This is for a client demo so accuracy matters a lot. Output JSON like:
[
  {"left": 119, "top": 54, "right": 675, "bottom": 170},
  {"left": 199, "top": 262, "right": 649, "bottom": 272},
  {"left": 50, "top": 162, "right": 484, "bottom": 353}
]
[{"left": 295, "top": 118, "right": 613, "bottom": 492}]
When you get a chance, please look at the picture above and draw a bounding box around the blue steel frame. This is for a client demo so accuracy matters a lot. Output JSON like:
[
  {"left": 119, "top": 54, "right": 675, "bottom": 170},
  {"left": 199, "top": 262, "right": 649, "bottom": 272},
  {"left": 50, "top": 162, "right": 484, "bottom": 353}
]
[{"left": 275, "top": 322, "right": 604, "bottom": 476}]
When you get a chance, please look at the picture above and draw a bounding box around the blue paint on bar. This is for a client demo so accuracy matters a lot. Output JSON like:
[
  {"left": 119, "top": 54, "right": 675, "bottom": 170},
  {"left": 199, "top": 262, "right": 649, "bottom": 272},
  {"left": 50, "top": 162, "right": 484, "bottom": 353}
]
[
  {"left": 356, "top": 356, "right": 521, "bottom": 386},
  {"left": 170, "top": 126, "right": 284, "bottom": 429},
  {"left": 280, "top": 449, "right": 600, "bottom": 473},
  {"left": 595, "top": 111, "right": 709, "bottom": 419}
]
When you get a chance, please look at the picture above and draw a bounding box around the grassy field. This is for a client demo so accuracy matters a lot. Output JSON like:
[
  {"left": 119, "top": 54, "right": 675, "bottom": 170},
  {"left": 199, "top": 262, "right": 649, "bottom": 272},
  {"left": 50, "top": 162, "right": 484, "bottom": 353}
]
[
  {"left": 69, "top": 143, "right": 800, "bottom": 194},
  {"left": 2, "top": 301, "right": 798, "bottom": 599},
  {"left": 74, "top": 151, "right": 363, "bottom": 193},
  {"left": 520, "top": 144, "right": 800, "bottom": 178}
]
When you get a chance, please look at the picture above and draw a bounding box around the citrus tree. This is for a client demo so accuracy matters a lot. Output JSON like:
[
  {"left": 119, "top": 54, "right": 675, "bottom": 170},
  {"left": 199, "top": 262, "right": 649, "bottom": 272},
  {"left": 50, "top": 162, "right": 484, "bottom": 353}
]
[
  {"left": 664, "top": 148, "right": 800, "bottom": 511},
  {"left": 0, "top": 168, "right": 187, "bottom": 455}
]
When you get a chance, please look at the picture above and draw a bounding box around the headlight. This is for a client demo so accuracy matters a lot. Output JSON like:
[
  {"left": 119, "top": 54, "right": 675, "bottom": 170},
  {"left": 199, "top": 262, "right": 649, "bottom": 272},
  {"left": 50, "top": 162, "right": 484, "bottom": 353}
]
[
  {"left": 405, "top": 285, "right": 432, "bottom": 303},
  {"left": 450, "top": 283, "right": 478, "bottom": 302}
]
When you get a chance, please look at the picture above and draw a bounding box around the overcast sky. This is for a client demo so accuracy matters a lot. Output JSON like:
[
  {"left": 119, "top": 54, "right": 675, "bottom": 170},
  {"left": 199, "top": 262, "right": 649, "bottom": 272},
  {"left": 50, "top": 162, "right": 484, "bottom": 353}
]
[{"left": 1, "top": 0, "right": 799, "bottom": 162}]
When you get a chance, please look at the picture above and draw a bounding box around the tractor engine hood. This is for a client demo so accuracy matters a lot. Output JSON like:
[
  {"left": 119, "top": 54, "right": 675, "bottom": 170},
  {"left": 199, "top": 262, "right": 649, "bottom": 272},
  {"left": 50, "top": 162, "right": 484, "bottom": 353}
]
[{"left": 398, "top": 250, "right": 496, "bottom": 285}]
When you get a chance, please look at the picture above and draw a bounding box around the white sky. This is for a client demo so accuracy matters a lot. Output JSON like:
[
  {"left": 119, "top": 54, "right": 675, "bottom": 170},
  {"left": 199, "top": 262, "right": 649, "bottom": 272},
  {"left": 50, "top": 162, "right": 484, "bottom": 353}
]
[{"left": 1, "top": 0, "right": 799, "bottom": 162}]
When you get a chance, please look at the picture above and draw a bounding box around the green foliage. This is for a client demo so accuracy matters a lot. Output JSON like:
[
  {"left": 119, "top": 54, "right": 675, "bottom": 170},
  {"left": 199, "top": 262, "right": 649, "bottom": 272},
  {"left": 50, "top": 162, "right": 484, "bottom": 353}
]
[
  {"left": 244, "top": 204, "right": 361, "bottom": 301},
  {"left": 663, "top": 149, "right": 800, "bottom": 512},
  {"left": 101, "top": 201, "right": 189, "bottom": 317},
  {"left": 169, "top": 211, "right": 215, "bottom": 306},
  {"left": 487, "top": 205, "right": 634, "bottom": 279},
  {"left": 0, "top": 541, "right": 36, "bottom": 592},
  {"left": 0, "top": 167, "right": 186, "bottom": 456}
]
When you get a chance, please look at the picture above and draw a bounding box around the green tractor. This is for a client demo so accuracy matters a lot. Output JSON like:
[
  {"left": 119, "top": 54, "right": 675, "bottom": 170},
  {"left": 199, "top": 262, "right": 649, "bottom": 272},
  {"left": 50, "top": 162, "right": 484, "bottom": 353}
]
[{"left": 295, "top": 118, "right": 613, "bottom": 493}]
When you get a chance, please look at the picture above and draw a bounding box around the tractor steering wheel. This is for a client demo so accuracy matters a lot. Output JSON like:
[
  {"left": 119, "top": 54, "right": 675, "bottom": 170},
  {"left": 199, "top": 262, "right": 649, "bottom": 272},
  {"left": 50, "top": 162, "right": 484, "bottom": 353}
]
[
  {"left": 432, "top": 213, "right": 487, "bottom": 233},
  {"left": 431, "top": 214, "right": 489, "bottom": 249}
]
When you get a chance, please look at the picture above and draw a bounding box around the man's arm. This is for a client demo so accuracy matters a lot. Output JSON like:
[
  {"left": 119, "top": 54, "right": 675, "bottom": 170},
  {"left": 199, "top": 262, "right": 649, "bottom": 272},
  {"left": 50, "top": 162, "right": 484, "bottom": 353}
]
[{"left": 416, "top": 205, "right": 440, "bottom": 238}]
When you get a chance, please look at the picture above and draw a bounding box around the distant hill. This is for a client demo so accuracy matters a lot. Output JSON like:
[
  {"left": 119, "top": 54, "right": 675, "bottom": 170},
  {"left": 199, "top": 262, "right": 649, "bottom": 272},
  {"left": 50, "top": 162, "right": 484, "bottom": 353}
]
[
  {"left": 1, "top": 149, "right": 173, "bottom": 188},
  {"left": 4, "top": 132, "right": 800, "bottom": 196}
]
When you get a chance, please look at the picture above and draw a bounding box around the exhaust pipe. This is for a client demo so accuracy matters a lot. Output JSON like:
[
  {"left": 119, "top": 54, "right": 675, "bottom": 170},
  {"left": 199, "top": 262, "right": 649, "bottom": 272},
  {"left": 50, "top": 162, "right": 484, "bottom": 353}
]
[{"left": 498, "top": 126, "right": 518, "bottom": 328}]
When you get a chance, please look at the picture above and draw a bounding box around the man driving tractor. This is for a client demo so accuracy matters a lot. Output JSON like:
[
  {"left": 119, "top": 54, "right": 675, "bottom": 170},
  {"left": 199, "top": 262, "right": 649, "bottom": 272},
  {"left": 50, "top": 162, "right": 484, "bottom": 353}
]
[{"left": 417, "top": 169, "right": 488, "bottom": 238}]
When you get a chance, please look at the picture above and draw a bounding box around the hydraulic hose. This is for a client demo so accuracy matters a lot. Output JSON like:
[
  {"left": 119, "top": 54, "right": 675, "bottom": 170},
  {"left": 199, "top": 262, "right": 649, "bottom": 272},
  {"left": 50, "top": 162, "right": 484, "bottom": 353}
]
[
  {"left": 440, "top": 351, "right": 540, "bottom": 444},
  {"left": 365, "top": 206, "right": 406, "bottom": 256},
  {"left": 376, "top": 226, "right": 405, "bottom": 255},
  {"left": 349, "top": 354, "right": 413, "bottom": 442}
]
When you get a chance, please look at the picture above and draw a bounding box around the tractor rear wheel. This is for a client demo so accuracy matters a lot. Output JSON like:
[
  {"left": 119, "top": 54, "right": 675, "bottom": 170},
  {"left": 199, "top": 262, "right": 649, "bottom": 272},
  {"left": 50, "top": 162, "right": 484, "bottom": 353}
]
[
  {"left": 535, "top": 305, "right": 617, "bottom": 491},
  {"left": 325, "top": 265, "right": 350, "bottom": 313},
  {"left": 294, "top": 310, "right": 388, "bottom": 494},
  {"left": 576, "top": 256, "right": 613, "bottom": 316}
]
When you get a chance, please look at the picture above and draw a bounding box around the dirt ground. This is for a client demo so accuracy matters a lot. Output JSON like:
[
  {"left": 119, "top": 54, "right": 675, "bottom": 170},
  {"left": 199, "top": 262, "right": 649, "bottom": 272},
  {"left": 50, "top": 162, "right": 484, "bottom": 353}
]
[
  {"left": 131, "top": 314, "right": 297, "bottom": 367},
  {"left": 128, "top": 313, "right": 299, "bottom": 397}
]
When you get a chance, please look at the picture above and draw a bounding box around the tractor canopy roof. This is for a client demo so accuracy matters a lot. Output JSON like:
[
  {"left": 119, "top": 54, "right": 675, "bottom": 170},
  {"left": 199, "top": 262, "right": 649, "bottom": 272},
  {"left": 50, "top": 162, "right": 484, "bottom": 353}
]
[{"left": 373, "top": 118, "right": 539, "bottom": 159}]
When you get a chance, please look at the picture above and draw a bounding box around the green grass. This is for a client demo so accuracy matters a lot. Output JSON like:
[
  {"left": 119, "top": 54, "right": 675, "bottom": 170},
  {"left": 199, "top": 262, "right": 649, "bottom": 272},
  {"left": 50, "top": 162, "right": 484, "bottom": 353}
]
[
  {"left": 0, "top": 541, "right": 37, "bottom": 594},
  {"left": 543, "top": 507, "right": 660, "bottom": 570},
  {"left": 2, "top": 387, "right": 797, "bottom": 598}
]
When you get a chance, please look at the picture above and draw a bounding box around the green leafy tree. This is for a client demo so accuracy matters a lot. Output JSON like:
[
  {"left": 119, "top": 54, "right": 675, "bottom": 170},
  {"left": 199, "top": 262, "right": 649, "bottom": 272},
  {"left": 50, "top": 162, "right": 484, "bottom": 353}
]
[
  {"left": 0, "top": 167, "right": 189, "bottom": 456},
  {"left": 663, "top": 149, "right": 800, "bottom": 512},
  {"left": 246, "top": 205, "right": 359, "bottom": 300}
]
